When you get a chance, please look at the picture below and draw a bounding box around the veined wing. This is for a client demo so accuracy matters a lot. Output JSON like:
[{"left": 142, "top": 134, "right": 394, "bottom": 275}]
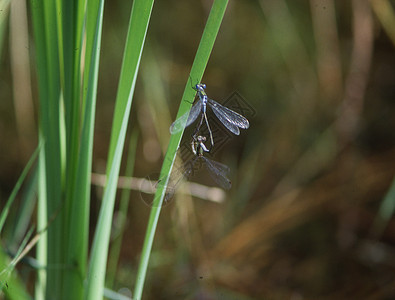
[
  {"left": 164, "top": 157, "right": 198, "bottom": 201},
  {"left": 211, "top": 107, "right": 240, "bottom": 135},
  {"left": 169, "top": 100, "right": 202, "bottom": 134},
  {"left": 201, "top": 157, "right": 232, "bottom": 190},
  {"left": 208, "top": 98, "right": 250, "bottom": 130},
  {"left": 203, "top": 157, "right": 230, "bottom": 175}
]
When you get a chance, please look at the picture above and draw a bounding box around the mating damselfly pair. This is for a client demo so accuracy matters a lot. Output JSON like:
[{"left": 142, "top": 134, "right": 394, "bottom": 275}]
[
  {"left": 165, "top": 83, "right": 250, "bottom": 201},
  {"left": 170, "top": 83, "right": 250, "bottom": 149}
]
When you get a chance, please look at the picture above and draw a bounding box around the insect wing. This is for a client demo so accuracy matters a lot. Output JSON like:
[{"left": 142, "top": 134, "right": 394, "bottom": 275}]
[
  {"left": 169, "top": 101, "right": 202, "bottom": 134},
  {"left": 163, "top": 169, "right": 182, "bottom": 202},
  {"left": 202, "top": 157, "right": 232, "bottom": 190},
  {"left": 164, "top": 157, "right": 198, "bottom": 201},
  {"left": 211, "top": 105, "right": 240, "bottom": 135},
  {"left": 208, "top": 98, "right": 249, "bottom": 130},
  {"left": 204, "top": 157, "right": 230, "bottom": 175}
]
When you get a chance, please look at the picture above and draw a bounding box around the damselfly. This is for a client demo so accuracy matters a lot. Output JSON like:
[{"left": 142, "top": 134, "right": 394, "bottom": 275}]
[
  {"left": 170, "top": 83, "right": 250, "bottom": 148},
  {"left": 165, "top": 136, "right": 231, "bottom": 201}
]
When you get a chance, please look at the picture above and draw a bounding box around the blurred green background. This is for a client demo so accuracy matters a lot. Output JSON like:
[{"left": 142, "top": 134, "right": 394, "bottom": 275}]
[{"left": 2, "top": 0, "right": 395, "bottom": 298}]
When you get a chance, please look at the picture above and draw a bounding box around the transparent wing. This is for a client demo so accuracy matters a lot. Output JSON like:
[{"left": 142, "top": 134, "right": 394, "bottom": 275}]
[
  {"left": 169, "top": 101, "right": 202, "bottom": 134},
  {"left": 208, "top": 98, "right": 250, "bottom": 130},
  {"left": 201, "top": 157, "right": 232, "bottom": 190},
  {"left": 203, "top": 157, "right": 230, "bottom": 175},
  {"left": 164, "top": 164, "right": 185, "bottom": 202},
  {"left": 211, "top": 107, "right": 240, "bottom": 135},
  {"left": 164, "top": 158, "right": 197, "bottom": 201}
]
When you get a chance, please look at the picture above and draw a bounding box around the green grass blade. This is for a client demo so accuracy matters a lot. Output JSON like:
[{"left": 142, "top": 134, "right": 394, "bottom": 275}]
[
  {"left": 85, "top": 103, "right": 131, "bottom": 300},
  {"left": 106, "top": 130, "right": 138, "bottom": 288},
  {"left": 30, "top": 0, "right": 63, "bottom": 296},
  {"left": 0, "top": 142, "right": 41, "bottom": 233},
  {"left": 85, "top": 0, "right": 154, "bottom": 298},
  {"left": 0, "top": 227, "right": 34, "bottom": 297},
  {"left": 0, "top": 249, "right": 30, "bottom": 299},
  {"left": 58, "top": 0, "right": 85, "bottom": 147},
  {"left": 8, "top": 165, "right": 38, "bottom": 248},
  {"left": 62, "top": 0, "right": 104, "bottom": 298},
  {"left": 35, "top": 134, "right": 47, "bottom": 300},
  {"left": 0, "top": 0, "right": 11, "bottom": 60},
  {"left": 105, "top": 0, "right": 154, "bottom": 171},
  {"left": 61, "top": 0, "right": 86, "bottom": 229},
  {"left": 133, "top": 1, "right": 229, "bottom": 299},
  {"left": 5, "top": 227, "right": 34, "bottom": 271}
]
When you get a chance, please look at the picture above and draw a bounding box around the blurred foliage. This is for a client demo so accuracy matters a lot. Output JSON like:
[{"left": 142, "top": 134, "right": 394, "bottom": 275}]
[{"left": 2, "top": 0, "right": 395, "bottom": 298}]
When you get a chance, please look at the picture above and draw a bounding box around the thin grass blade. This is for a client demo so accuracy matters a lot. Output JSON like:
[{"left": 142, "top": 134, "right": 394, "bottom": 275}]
[
  {"left": 133, "top": 1, "right": 229, "bottom": 299},
  {"left": 30, "top": 0, "right": 63, "bottom": 296},
  {"left": 106, "top": 130, "right": 138, "bottom": 288},
  {"left": 85, "top": 0, "right": 154, "bottom": 298},
  {"left": 63, "top": 0, "right": 105, "bottom": 297},
  {"left": 0, "top": 142, "right": 41, "bottom": 233}
]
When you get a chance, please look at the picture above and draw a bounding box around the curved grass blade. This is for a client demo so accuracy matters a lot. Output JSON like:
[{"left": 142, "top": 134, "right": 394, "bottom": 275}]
[
  {"left": 85, "top": 0, "right": 154, "bottom": 299},
  {"left": 0, "top": 142, "right": 42, "bottom": 233},
  {"left": 63, "top": 0, "right": 105, "bottom": 297},
  {"left": 106, "top": 130, "right": 138, "bottom": 288},
  {"left": 133, "top": 1, "right": 229, "bottom": 299}
]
